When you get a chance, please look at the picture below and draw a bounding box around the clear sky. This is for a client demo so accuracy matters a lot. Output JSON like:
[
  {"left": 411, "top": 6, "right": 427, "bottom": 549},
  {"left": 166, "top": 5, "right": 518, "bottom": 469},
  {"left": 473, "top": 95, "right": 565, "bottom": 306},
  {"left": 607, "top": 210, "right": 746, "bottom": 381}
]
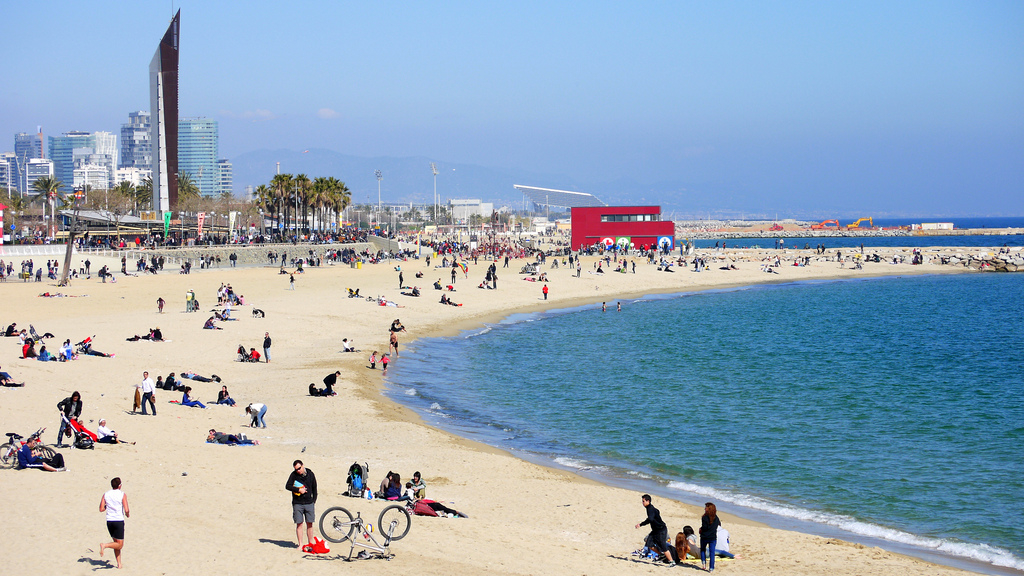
[{"left": 1, "top": 1, "right": 1022, "bottom": 216}]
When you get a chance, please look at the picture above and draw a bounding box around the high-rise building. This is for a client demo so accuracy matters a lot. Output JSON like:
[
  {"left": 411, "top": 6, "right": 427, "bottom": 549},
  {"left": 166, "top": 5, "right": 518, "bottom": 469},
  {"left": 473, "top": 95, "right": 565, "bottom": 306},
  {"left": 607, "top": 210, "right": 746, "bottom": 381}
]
[
  {"left": 217, "top": 158, "right": 233, "bottom": 197},
  {"left": 47, "top": 131, "right": 116, "bottom": 194},
  {"left": 0, "top": 153, "right": 16, "bottom": 194},
  {"left": 14, "top": 130, "right": 44, "bottom": 193},
  {"left": 25, "top": 159, "right": 54, "bottom": 193},
  {"left": 120, "top": 111, "right": 151, "bottom": 170},
  {"left": 178, "top": 117, "right": 218, "bottom": 197},
  {"left": 150, "top": 10, "right": 180, "bottom": 211}
]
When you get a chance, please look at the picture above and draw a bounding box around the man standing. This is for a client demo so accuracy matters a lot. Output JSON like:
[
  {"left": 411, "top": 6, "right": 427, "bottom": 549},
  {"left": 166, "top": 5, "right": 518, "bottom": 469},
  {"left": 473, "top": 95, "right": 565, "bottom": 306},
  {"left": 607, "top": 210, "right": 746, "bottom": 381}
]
[
  {"left": 398, "top": 270, "right": 404, "bottom": 289},
  {"left": 99, "top": 477, "right": 129, "bottom": 569},
  {"left": 263, "top": 332, "right": 272, "bottom": 363},
  {"left": 636, "top": 494, "right": 674, "bottom": 565},
  {"left": 286, "top": 460, "right": 318, "bottom": 550},
  {"left": 542, "top": 284, "right": 549, "bottom": 300},
  {"left": 139, "top": 371, "right": 156, "bottom": 415}
]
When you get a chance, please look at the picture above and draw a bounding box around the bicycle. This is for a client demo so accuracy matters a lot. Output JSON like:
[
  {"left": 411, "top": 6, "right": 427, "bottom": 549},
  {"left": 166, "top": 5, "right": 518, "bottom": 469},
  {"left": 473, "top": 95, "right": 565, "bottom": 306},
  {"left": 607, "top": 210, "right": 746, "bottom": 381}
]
[
  {"left": 0, "top": 428, "right": 54, "bottom": 469},
  {"left": 318, "top": 504, "right": 411, "bottom": 561}
]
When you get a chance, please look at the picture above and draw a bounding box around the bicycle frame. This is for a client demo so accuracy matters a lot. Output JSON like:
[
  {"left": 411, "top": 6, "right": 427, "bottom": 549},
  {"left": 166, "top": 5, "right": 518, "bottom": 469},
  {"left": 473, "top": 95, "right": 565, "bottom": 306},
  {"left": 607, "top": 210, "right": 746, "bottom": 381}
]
[{"left": 343, "top": 512, "right": 399, "bottom": 560}]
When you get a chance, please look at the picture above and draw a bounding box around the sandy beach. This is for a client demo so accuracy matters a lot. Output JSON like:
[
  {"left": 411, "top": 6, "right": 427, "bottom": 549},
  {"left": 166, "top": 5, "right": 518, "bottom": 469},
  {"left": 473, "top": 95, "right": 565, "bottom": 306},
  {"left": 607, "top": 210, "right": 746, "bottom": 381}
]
[{"left": 0, "top": 243, "right": 991, "bottom": 575}]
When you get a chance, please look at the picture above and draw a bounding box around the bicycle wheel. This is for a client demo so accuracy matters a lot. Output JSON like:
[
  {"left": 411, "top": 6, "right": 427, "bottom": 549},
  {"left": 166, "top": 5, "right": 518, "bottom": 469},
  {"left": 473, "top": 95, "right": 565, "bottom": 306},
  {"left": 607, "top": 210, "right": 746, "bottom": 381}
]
[
  {"left": 377, "top": 504, "right": 411, "bottom": 541},
  {"left": 319, "top": 507, "right": 355, "bottom": 543},
  {"left": 0, "top": 443, "right": 17, "bottom": 469},
  {"left": 38, "top": 446, "right": 56, "bottom": 460}
]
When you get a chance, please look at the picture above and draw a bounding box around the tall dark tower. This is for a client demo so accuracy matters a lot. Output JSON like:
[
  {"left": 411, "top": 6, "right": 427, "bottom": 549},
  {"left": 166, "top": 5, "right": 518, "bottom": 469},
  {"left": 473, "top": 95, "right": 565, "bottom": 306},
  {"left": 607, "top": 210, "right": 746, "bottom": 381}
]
[{"left": 150, "top": 10, "right": 179, "bottom": 211}]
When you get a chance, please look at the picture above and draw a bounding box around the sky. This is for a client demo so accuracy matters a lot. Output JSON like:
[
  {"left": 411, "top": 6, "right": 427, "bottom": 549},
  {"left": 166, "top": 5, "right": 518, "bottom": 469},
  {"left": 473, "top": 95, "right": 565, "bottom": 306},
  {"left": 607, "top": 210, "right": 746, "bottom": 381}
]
[{"left": 1, "top": 1, "right": 1022, "bottom": 216}]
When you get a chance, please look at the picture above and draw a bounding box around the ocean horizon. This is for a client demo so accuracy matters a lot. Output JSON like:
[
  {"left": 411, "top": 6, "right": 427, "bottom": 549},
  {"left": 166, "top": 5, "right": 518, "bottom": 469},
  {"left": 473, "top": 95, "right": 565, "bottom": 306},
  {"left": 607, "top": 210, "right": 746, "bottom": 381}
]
[{"left": 387, "top": 272, "right": 1024, "bottom": 575}]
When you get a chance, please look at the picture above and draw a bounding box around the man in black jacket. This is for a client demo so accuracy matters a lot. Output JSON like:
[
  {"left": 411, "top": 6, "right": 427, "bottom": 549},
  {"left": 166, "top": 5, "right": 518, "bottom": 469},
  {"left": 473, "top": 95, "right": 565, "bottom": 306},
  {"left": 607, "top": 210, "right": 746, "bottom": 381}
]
[
  {"left": 286, "top": 460, "right": 317, "bottom": 549},
  {"left": 636, "top": 494, "right": 675, "bottom": 565}
]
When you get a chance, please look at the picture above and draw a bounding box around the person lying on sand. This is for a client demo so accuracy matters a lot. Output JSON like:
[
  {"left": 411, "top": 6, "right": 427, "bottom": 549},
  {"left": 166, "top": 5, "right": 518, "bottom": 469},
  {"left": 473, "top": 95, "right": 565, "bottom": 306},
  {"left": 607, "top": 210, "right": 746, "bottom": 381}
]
[{"left": 207, "top": 429, "right": 259, "bottom": 445}]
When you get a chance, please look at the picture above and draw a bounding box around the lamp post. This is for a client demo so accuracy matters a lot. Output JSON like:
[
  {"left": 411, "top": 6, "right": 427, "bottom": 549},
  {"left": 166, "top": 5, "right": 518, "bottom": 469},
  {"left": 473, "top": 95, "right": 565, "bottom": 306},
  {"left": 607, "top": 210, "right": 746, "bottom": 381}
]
[
  {"left": 375, "top": 170, "right": 382, "bottom": 229},
  {"left": 430, "top": 163, "right": 438, "bottom": 224}
]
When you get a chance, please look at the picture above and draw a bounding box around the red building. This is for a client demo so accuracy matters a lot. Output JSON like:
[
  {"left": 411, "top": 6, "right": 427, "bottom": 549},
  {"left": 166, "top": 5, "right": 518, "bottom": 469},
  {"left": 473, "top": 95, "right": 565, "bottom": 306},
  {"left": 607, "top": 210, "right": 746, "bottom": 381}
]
[{"left": 570, "top": 206, "right": 674, "bottom": 251}]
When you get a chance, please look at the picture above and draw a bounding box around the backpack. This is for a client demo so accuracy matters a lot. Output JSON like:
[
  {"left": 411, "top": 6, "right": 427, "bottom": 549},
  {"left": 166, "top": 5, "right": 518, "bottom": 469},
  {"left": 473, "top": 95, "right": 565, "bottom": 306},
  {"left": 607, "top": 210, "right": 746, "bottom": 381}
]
[
  {"left": 75, "top": 436, "right": 94, "bottom": 450},
  {"left": 346, "top": 462, "right": 368, "bottom": 496}
]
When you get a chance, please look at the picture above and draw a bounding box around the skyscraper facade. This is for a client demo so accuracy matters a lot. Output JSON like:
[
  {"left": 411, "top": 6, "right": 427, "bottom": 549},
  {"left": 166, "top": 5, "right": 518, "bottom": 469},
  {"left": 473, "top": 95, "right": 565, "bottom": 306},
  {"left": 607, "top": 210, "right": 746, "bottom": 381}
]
[
  {"left": 178, "top": 117, "right": 219, "bottom": 198},
  {"left": 14, "top": 130, "right": 44, "bottom": 193},
  {"left": 47, "top": 131, "right": 116, "bottom": 194},
  {"left": 120, "top": 111, "right": 152, "bottom": 170},
  {"left": 150, "top": 10, "right": 179, "bottom": 211},
  {"left": 217, "top": 158, "right": 233, "bottom": 197}
]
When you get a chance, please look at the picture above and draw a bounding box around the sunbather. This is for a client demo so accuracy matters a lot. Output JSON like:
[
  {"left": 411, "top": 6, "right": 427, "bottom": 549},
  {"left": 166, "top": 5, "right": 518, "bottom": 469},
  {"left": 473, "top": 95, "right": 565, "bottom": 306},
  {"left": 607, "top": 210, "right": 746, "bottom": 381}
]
[
  {"left": 207, "top": 429, "right": 259, "bottom": 445},
  {"left": 180, "top": 387, "right": 207, "bottom": 409}
]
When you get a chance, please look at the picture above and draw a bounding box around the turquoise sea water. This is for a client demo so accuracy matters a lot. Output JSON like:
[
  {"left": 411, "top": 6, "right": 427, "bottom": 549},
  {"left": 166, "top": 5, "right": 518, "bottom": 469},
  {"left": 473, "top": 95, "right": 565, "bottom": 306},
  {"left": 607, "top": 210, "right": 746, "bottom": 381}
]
[{"left": 387, "top": 273, "right": 1024, "bottom": 573}]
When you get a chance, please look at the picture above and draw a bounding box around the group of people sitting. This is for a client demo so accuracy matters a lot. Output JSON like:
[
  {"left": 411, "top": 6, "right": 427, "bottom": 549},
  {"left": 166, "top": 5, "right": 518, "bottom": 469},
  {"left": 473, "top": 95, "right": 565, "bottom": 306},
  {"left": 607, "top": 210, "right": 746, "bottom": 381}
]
[
  {"left": 237, "top": 345, "right": 262, "bottom": 362},
  {"left": 376, "top": 471, "right": 426, "bottom": 502},
  {"left": 439, "top": 293, "right": 462, "bottom": 306}
]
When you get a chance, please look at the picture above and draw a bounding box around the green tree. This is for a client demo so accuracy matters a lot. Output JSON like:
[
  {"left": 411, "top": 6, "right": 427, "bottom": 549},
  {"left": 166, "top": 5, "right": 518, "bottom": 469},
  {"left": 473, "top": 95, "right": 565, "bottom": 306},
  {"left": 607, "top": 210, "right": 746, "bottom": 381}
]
[{"left": 177, "top": 173, "right": 200, "bottom": 201}]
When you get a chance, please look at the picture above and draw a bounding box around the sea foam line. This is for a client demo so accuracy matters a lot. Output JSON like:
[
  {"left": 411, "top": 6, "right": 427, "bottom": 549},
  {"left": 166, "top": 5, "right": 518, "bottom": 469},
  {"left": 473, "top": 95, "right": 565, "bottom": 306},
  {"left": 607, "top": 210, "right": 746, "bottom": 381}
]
[{"left": 666, "top": 481, "right": 1024, "bottom": 570}]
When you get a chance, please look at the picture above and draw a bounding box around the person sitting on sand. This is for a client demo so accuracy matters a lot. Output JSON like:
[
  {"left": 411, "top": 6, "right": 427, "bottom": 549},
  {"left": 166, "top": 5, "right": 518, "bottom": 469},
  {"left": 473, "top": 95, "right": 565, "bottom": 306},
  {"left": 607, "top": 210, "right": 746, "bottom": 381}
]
[
  {"left": 180, "top": 386, "right": 207, "bottom": 409},
  {"left": 203, "top": 316, "right": 222, "bottom": 330},
  {"left": 217, "top": 386, "right": 236, "bottom": 406},
  {"left": 17, "top": 437, "right": 64, "bottom": 471},
  {"left": 676, "top": 526, "right": 700, "bottom": 561},
  {"left": 37, "top": 345, "right": 57, "bottom": 362},
  {"left": 249, "top": 348, "right": 261, "bottom": 362},
  {"left": 207, "top": 429, "right": 259, "bottom": 445},
  {"left": 4, "top": 323, "right": 16, "bottom": 337},
  {"left": 342, "top": 338, "right": 356, "bottom": 352},
  {"left": 22, "top": 339, "right": 38, "bottom": 359},
  {"left": 96, "top": 419, "right": 134, "bottom": 445},
  {"left": 60, "top": 339, "right": 75, "bottom": 361},
  {"left": 410, "top": 471, "right": 426, "bottom": 499}
]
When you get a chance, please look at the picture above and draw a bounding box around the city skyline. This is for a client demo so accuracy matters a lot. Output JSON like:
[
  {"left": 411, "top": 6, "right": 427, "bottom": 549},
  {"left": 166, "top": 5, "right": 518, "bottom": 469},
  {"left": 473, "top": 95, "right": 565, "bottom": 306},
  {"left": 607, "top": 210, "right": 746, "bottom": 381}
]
[{"left": 0, "top": 1, "right": 1021, "bottom": 216}]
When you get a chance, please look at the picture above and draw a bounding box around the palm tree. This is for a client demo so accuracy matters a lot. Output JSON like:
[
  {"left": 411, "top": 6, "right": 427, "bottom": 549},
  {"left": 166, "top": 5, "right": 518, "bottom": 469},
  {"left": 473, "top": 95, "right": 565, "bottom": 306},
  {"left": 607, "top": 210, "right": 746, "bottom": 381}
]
[
  {"left": 178, "top": 173, "right": 200, "bottom": 201},
  {"left": 111, "top": 181, "right": 137, "bottom": 213},
  {"left": 293, "top": 173, "right": 311, "bottom": 234},
  {"left": 31, "top": 176, "right": 64, "bottom": 238},
  {"left": 270, "top": 173, "right": 293, "bottom": 234},
  {"left": 136, "top": 176, "right": 153, "bottom": 212}
]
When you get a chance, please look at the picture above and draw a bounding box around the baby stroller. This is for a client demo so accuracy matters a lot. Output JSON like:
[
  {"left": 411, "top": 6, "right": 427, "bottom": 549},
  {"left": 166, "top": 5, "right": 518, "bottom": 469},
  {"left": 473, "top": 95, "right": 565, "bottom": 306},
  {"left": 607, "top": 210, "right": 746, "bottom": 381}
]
[
  {"left": 62, "top": 413, "right": 97, "bottom": 450},
  {"left": 236, "top": 345, "right": 257, "bottom": 363},
  {"left": 343, "top": 461, "right": 370, "bottom": 497}
]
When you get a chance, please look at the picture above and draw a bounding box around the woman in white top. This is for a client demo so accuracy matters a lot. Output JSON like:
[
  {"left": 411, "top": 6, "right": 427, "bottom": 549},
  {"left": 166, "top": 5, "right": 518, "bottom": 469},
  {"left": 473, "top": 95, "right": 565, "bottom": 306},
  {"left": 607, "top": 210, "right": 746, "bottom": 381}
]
[{"left": 99, "top": 477, "right": 130, "bottom": 569}]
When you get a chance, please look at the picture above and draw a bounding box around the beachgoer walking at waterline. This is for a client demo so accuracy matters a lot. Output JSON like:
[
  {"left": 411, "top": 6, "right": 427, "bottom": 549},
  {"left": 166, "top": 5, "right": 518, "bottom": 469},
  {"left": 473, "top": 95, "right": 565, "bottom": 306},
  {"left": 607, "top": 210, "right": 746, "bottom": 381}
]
[
  {"left": 369, "top": 351, "right": 378, "bottom": 369},
  {"left": 99, "top": 477, "right": 130, "bottom": 569},
  {"left": 286, "top": 460, "right": 318, "bottom": 550},
  {"left": 542, "top": 284, "right": 548, "bottom": 300},
  {"left": 700, "top": 502, "right": 722, "bottom": 572},
  {"left": 617, "top": 301, "right": 621, "bottom": 312},
  {"left": 636, "top": 494, "right": 674, "bottom": 566},
  {"left": 602, "top": 302, "right": 607, "bottom": 312}
]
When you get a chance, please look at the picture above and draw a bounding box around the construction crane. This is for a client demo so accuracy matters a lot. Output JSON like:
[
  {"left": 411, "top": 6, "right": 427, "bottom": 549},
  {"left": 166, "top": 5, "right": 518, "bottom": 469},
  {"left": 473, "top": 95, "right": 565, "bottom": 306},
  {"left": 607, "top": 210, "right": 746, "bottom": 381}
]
[{"left": 846, "top": 217, "right": 874, "bottom": 230}]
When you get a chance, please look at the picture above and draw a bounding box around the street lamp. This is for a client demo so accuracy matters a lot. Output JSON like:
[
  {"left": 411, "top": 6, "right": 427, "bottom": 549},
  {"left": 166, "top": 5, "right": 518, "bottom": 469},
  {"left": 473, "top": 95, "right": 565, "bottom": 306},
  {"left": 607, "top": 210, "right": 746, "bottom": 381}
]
[
  {"left": 430, "top": 162, "right": 438, "bottom": 224},
  {"left": 375, "top": 170, "right": 382, "bottom": 227}
]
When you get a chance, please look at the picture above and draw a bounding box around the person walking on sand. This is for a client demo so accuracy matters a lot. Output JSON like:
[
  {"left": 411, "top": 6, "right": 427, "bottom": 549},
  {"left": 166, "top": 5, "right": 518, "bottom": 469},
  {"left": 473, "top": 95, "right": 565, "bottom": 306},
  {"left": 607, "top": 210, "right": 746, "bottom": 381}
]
[
  {"left": 286, "top": 460, "right": 318, "bottom": 551},
  {"left": 636, "top": 494, "right": 675, "bottom": 565},
  {"left": 263, "top": 332, "right": 272, "bottom": 363},
  {"left": 542, "top": 284, "right": 549, "bottom": 300},
  {"left": 138, "top": 371, "right": 156, "bottom": 416},
  {"left": 700, "top": 502, "right": 722, "bottom": 572},
  {"left": 398, "top": 270, "right": 404, "bottom": 289},
  {"left": 289, "top": 274, "right": 295, "bottom": 290},
  {"left": 157, "top": 297, "right": 165, "bottom": 314},
  {"left": 99, "top": 477, "right": 129, "bottom": 569}
]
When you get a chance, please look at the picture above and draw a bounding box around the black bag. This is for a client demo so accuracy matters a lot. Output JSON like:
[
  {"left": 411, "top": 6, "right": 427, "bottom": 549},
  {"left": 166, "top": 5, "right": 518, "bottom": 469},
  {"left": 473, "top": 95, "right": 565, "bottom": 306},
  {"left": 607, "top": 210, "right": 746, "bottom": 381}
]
[
  {"left": 46, "top": 453, "right": 65, "bottom": 468},
  {"left": 74, "top": 436, "right": 94, "bottom": 450}
]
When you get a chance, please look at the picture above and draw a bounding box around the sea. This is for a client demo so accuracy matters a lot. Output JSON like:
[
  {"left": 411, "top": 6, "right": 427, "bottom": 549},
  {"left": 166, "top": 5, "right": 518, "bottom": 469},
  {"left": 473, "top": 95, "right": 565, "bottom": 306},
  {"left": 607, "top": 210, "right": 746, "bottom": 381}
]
[{"left": 385, "top": 271, "right": 1024, "bottom": 575}]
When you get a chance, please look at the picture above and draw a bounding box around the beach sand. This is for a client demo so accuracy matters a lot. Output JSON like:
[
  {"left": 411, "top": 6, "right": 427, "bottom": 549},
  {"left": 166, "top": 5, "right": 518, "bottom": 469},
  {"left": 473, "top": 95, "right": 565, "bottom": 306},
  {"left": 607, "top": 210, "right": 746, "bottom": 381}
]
[{"left": 0, "top": 245, "right": 986, "bottom": 575}]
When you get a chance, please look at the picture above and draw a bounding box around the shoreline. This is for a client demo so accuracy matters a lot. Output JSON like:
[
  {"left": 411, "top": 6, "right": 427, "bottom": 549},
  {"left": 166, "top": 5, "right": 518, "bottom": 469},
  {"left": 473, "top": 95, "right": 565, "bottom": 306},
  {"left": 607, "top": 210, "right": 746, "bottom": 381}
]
[
  {"left": 380, "top": 272, "right": 1020, "bottom": 576},
  {"left": 0, "top": 246, "right": 1012, "bottom": 575}
]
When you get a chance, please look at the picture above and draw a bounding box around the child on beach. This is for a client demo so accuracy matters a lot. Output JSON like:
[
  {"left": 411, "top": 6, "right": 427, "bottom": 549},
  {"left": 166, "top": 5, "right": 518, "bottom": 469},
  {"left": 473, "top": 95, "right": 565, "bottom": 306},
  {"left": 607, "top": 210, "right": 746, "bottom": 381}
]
[
  {"left": 369, "top": 351, "right": 378, "bottom": 369},
  {"left": 381, "top": 353, "right": 389, "bottom": 373}
]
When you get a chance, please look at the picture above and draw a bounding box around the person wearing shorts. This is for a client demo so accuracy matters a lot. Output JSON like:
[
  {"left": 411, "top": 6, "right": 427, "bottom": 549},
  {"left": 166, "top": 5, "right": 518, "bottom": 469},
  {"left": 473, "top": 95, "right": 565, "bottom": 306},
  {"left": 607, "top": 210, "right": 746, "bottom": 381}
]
[
  {"left": 285, "top": 460, "right": 318, "bottom": 549},
  {"left": 99, "top": 477, "right": 129, "bottom": 569}
]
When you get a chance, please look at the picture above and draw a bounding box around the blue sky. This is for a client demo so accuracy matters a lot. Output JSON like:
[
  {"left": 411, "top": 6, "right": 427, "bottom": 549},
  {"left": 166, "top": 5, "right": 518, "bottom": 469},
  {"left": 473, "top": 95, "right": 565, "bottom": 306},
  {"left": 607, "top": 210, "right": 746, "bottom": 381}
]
[{"left": 1, "top": 1, "right": 1022, "bottom": 216}]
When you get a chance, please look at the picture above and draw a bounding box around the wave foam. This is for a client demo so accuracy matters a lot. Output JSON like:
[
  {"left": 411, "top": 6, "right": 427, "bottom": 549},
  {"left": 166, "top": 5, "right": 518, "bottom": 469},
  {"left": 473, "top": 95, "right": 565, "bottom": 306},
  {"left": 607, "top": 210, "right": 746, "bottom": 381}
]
[{"left": 665, "top": 482, "right": 1024, "bottom": 570}]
